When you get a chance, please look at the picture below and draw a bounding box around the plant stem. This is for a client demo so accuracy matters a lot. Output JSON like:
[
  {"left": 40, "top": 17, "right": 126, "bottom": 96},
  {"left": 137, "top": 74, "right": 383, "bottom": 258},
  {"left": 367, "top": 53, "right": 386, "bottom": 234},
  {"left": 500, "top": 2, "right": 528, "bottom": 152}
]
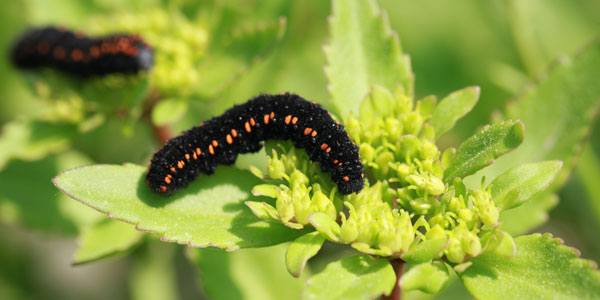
[{"left": 382, "top": 258, "right": 405, "bottom": 300}]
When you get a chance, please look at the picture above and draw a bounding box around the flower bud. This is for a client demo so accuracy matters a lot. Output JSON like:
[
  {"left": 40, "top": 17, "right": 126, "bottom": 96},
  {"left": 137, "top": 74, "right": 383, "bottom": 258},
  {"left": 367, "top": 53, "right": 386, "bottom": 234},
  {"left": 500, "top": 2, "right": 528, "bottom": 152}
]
[
  {"left": 426, "top": 224, "right": 447, "bottom": 240},
  {"left": 445, "top": 237, "right": 465, "bottom": 263},
  {"left": 290, "top": 169, "right": 309, "bottom": 186},
  {"left": 471, "top": 189, "right": 499, "bottom": 226},
  {"left": 267, "top": 153, "right": 286, "bottom": 180},
  {"left": 359, "top": 143, "right": 376, "bottom": 164},
  {"left": 311, "top": 190, "right": 337, "bottom": 220},
  {"left": 340, "top": 213, "right": 359, "bottom": 243},
  {"left": 375, "top": 151, "right": 395, "bottom": 177},
  {"left": 276, "top": 187, "right": 294, "bottom": 223}
]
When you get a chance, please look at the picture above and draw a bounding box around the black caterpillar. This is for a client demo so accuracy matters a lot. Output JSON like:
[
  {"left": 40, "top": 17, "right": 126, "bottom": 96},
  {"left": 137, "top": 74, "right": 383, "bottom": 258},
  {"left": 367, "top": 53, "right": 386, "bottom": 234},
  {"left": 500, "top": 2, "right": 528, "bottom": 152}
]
[
  {"left": 146, "top": 93, "right": 364, "bottom": 196},
  {"left": 11, "top": 26, "right": 153, "bottom": 77}
]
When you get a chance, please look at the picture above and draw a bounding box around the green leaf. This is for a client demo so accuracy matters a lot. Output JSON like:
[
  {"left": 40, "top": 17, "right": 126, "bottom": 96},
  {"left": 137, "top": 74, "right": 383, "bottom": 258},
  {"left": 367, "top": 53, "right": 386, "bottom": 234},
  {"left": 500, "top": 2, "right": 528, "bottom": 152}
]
[
  {"left": 460, "top": 233, "right": 600, "bottom": 299},
  {"left": 151, "top": 98, "right": 188, "bottom": 126},
  {"left": 0, "top": 151, "right": 99, "bottom": 234},
  {"left": 472, "top": 39, "right": 600, "bottom": 234},
  {"left": 53, "top": 164, "right": 304, "bottom": 250},
  {"left": 130, "top": 242, "right": 178, "bottom": 300},
  {"left": 0, "top": 119, "right": 76, "bottom": 171},
  {"left": 402, "top": 238, "right": 448, "bottom": 264},
  {"left": 490, "top": 160, "right": 563, "bottom": 211},
  {"left": 195, "top": 18, "right": 287, "bottom": 98},
  {"left": 325, "top": 0, "right": 413, "bottom": 116},
  {"left": 192, "top": 244, "right": 307, "bottom": 300},
  {"left": 245, "top": 201, "right": 280, "bottom": 222},
  {"left": 359, "top": 85, "right": 395, "bottom": 121},
  {"left": 499, "top": 193, "right": 558, "bottom": 236},
  {"left": 481, "top": 230, "right": 517, "bottom": 258},
  {"left": 400, "top": 261, "right": 452, "bottom": 294},
  {"left": 443, "top": 121, "right": 524, "bottom": 182},
  {"left": 307, "top": 212, "right": 340, "bottom": 241},
  {"left": 73, "top": 219, "right": 144, "bottom": 265},
  {"left": 304, "top": 255, "right": 395, "bottom": 300},
  {"left": 430, "top": 86, "right": 480, "bottom": 139},
  {"left": 286, "top": 231, "right": 325, "bottom": 278},
  {"left": 576, "top": 145, "right": 600, "bottom": 231}
]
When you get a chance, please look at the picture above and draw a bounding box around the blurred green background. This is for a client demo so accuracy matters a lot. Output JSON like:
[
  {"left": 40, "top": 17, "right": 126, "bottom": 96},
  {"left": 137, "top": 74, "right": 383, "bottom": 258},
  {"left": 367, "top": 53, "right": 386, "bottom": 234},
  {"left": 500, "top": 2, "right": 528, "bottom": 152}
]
[{"left": 0, "top": 0, "right": 599, "bottom": 299}]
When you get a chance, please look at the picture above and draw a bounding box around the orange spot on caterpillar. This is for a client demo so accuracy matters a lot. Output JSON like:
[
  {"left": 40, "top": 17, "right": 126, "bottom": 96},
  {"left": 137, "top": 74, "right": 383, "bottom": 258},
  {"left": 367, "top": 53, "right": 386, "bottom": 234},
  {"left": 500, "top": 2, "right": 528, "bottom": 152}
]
[
  {"left": 311, "top": 130, "right": 318, "bottom": 137},
  {"left": 209, "top": 144, "right": 215, "bottom": 155},
  {"left": 326, "top": 147, "right": 331, "bottom": 153},
  {"left": 270, "top": 112, "right": 275, "bottom": 119},
  {"left": 170, "top": 167, "right": 176, "bottom": 172},
  {"left": 196, "top": 148, "right": 202, "bottom": 156},
  {"left": 53, "top": 46, "right": 66, "bottom": 59},
  {"left": 90, "top": 46, "right": 100, "bottom": 58},
  {"left": 145, "top": 179, "right": 150, "bottom": 184},
  {"left": 212, "top": 140, "right": 219, "bottom": 147},
  {"left": 245, "top": 122, "right": 251, "bottom": 133},
  {"left": 343, "top": 176, "right": 349, "bottom": 182},
  {"left": 165, "top": 177, "right": 171, "bottom": 184},
  {"left": 71, "top": 49, "right": 84, "bottom": 61},
  {"left": 320, "top": 143, "right": 328, "bottom": 150},
  {"left": 338, "top": 162, "right": 343, "bottom": 166},
  {"left": 333, "top": 160, "right": 338, "bottom": 164},
  {"left": 250, "top": 118, "right": 256, "bottom": 126},
  {"left": 263, "top": 114, "right": 270, "bottom": 124},
  {"left": 177, "top": 161, "right": 185, "bottom": 169},
  {"left": 193, "top": 152, "right": 198, "bottom": 160},
  {"left": 167, "top": 174, "right": 172, "bottom": 178},
  {"left": 160, "top": 186, "right": 167, "bottom": 192},
  {"left": 304, "top": 128, "right": 312, "bottom": 135},
  {"left": 285, "top": 115, "right": 292, "bottom": 124},
  {"left": 200, "top": 122, "right": 205, "bottom": 127},
  {"left": 361, "top": 173, "right": 364, "bottom": 178},
  {"left": 185, "top": 154, "right": 190, "bottom": 160},
  {"left": 226, "top": 134, "right": 233, "bottom": 144},
  {"left": 292, "top": 117, "right": 298, "bottom": 124},
  {"left": 37, "top": 41, "right": 50, "bottom": 54},
  {"left": 231, "top": 129, "right": 238, "bottom": 137}
]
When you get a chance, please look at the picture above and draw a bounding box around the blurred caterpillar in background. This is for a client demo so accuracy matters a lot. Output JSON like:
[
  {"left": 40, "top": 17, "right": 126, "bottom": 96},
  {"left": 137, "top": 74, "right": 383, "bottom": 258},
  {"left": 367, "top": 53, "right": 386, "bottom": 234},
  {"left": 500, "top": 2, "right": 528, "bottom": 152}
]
[
  {"left": 146, "top": 93, "right": 365, "bottom": 196},
  {"left": 11, "top": 26, "right": 153, "bottom": 77}
]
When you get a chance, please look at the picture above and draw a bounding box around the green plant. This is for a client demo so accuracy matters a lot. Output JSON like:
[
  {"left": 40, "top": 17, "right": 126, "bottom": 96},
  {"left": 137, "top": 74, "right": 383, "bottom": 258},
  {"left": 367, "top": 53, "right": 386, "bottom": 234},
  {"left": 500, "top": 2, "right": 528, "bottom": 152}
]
[{"left": 2, "top": 0, "right": 600, "bottom": 299}]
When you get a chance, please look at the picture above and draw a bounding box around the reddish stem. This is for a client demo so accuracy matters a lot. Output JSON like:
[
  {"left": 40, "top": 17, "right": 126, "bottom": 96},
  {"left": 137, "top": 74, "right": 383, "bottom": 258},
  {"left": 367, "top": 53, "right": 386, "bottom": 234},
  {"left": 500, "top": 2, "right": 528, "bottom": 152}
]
[
  {"left": 382, "top": 258, "right": 405, "bottom": 300},
  {"left": 141, "top": 89, "right": 172, "bottom": 145}
]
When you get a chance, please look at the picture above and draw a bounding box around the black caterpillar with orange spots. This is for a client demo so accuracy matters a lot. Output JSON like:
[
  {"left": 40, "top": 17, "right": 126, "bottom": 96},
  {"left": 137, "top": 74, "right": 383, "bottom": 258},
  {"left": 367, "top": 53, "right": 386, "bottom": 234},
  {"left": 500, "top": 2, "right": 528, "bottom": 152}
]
[
  {"left": 146, "top": 93, "right": 364, "bottom": 196},
  {"left": 11, "top": 26, "right": 153, "bottom": 77}
]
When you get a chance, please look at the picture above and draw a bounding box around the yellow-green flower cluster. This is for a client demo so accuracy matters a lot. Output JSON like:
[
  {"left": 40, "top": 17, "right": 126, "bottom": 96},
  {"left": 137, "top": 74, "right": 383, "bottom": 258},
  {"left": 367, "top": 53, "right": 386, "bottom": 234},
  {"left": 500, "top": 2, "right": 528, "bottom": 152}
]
[
  {"left": 345, "top": 86, "right": 444, "bottom": 216},
  {"left": 248, "top": 145, "right": 341, "bottom": 229},
  {"left": 341, "top": 183, "right": 415, "bottom": 256},
  {"left": 248, "top": 85, "right": 508, "bottom": 266},
  {"left": 88, "top": 9, "right": 208, "bottom": 96},
  {"left": 427, "top": 180, "right": 500, "bottom": 263}
]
